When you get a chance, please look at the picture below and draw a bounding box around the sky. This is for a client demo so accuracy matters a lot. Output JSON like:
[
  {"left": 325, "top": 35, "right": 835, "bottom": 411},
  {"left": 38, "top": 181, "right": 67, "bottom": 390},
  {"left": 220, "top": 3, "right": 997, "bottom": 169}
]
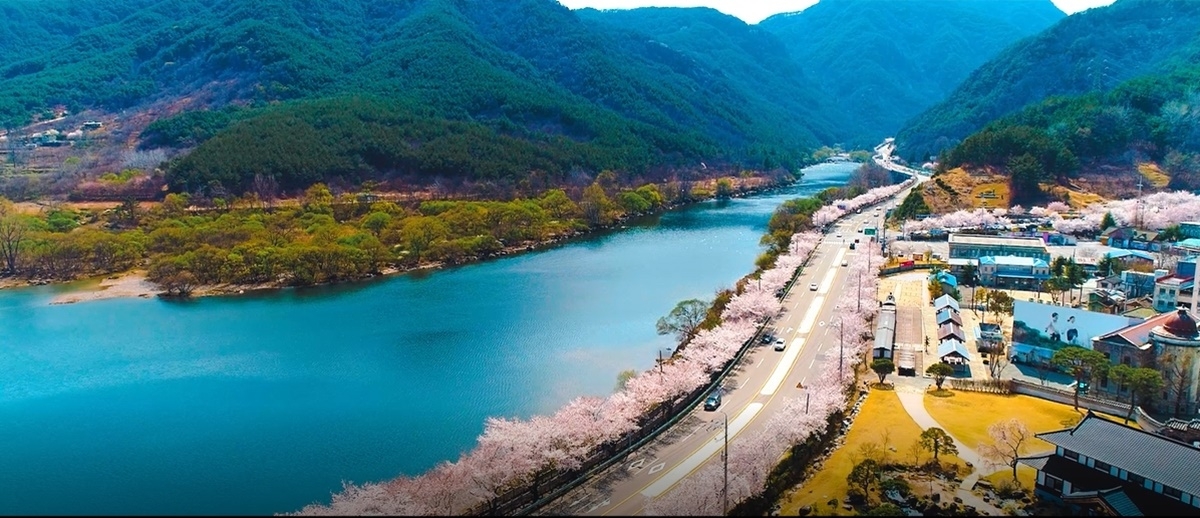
[{"left": 556, "top": 0, "right": 1119, "bottom": 25}]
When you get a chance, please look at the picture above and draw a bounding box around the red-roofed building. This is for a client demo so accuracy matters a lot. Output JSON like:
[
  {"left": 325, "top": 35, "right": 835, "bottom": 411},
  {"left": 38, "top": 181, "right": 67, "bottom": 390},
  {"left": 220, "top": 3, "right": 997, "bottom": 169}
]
[{"left": 1093, "top": 309, "right": 1200, "bottom": 415}]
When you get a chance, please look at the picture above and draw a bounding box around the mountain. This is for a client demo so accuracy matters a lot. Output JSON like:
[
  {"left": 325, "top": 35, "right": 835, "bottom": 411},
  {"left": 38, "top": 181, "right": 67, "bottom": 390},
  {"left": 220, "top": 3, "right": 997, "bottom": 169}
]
[
  {"left": 574, "top": 7, "right": 843, "bottom": 144},
  {"left": 758, "top": 0, "right": 1064, "bottom": 147},
  {"left": 897, "top": 0, "right": 1200, "bottom": 162},
  {"left": 0, "top": 0, "right": 828, "bottom": 198}
]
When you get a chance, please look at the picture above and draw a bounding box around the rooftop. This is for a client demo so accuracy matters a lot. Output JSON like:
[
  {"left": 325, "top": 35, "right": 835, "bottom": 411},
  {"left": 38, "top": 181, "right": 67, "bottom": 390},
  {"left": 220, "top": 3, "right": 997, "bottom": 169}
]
[
  {"left": 1036, "top": 412, "right": 1200, "bottom": 498},
  {"left": 1095, "top": 311, "right": 1172, "bottom": 349},
  {"left": 1156, "top": 308, "right": 1199, "bottom": 340},
  {"left": 948, "top": 234, "right": 1048, "bottom": 249},
  {"left": 1157, "top": 275, "right": 1195, "bottom": 288},
  {"left": 937, "top": 339, "right": 971, "bottom": 360},
  {"left": 933, "top": 294, "right": 960, "bottom": 312},
  {"left": 1105, "top": 249, "right": 1156, "bottom": 262}
]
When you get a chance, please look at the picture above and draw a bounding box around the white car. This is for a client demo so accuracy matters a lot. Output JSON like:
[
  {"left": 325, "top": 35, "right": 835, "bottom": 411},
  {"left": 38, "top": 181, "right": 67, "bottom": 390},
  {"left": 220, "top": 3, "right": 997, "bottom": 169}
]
[
  {"left": 774, "top": 339, "right": 786, "bottom": 351},
  {"left": 841, "top": 260, "right": 848, "bottom": 267},
  {"left": 809, "top": 283, "right": 818, "bottom": 291}
]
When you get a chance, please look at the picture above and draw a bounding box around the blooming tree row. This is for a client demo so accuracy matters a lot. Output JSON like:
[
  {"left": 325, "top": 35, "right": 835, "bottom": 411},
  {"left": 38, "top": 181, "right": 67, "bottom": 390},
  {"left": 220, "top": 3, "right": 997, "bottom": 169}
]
[
  {"left": 293, "top": 233, "right": 824, "bottom": 516},
  {"left": 900, "top": 208, "right": 1013, "bottom": 234},
  {"left": 646, "top": 242, "right": 886, "bottom": 515},
  {"left": 1043, "top": 190, "right": 1200, "bottom": 234},
  {"left": 813, "top": 178, "right": 915, "bottom": 227}
]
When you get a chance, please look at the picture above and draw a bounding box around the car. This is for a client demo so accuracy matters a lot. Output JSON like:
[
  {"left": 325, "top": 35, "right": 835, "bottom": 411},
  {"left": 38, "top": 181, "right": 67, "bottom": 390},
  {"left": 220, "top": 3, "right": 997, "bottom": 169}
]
[
  {"left": 841, "top": 260, "right": 848, "bottom": 267},
  {"left": 849, "top": 242, "right": 856, "bottom": 250},
  {"left": 809, "top": 282, "right": 818, "bottom": 291},
  {"left": 774, "top": 338, "right": 786, "bottom": 351},
  {"left": 761, "top": 333, "right": 774, "bottom": 344},
  {"left": 704, "top": 391, "right": 723, "bottom": 411},
  {"left": 835, "top": 233, "right": 842, "bottom": 238},
  {"left": 855, "top": 238, "right": 860, "bottom": 243}
]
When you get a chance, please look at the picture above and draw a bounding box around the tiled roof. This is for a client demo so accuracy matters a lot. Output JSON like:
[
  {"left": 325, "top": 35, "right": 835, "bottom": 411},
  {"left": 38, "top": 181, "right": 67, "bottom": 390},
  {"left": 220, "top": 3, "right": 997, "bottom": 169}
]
[
  {"left": 1023, "top": 450, "right": 1198, "bottom": 516},
  {"left": 1094, "top": 311, "right": 1173, "bottom": 349},
  {"left": 1106, "top": 249, "right": 1156, "bottom": 262},
  {"left": 938, "top": 322, "right": 964, "bottom": 340},
  {"left": 1037, "top": 413, "right": 1200, "bottom": 498}
]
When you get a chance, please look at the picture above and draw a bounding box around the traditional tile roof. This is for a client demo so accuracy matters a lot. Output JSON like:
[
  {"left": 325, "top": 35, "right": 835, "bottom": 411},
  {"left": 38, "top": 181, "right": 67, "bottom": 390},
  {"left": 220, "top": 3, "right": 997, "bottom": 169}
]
[
  {"left": 1021, "top": 451, "right": 1199, "bottom": 516},
  {"left": 1036, "top": 413, "right": 1200, "bottom": 498}
]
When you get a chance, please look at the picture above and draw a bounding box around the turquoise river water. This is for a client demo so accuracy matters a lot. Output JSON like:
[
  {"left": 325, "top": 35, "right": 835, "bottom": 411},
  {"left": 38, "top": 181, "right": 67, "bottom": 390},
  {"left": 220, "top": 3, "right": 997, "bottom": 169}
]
[{"left": 0, "top": 163, "right": 857, "bottom": 515}]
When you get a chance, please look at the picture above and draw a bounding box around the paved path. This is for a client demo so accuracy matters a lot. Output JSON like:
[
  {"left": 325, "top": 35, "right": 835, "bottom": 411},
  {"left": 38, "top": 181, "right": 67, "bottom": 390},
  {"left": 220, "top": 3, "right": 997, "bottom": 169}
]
[{"left": 894, "top": 384, "right": 1006, "bottom": 515}]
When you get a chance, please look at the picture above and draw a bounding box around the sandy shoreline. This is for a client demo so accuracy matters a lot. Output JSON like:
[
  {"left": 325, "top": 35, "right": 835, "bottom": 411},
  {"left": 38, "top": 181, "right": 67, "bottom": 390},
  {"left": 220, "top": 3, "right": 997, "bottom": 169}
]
[{"left": 48, "top": 272, "right": 160, "bottom": 305}]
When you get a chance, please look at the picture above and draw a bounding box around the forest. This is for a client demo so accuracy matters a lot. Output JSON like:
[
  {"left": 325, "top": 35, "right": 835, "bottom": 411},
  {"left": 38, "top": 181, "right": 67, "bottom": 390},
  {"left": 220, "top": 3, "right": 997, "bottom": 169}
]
[
  {"left": 1, "top": 0, "right": 823, "bottom": 196},
  {"left": 898, "top": 0, "right": 1200, "bottom": 162},
  {"left": 939, "top": 59, "right": 1200, "bottom": 202}
]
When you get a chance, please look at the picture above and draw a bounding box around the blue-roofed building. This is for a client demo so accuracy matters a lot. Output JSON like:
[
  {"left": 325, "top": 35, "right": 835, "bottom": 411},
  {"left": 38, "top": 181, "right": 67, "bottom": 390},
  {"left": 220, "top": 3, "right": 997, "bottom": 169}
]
[
  {"left": 930, "top": 270, "right": 958, "bottom": 294},
  {"left": 1105, "top": 249, "right": 1156, "bottom": 265},
  {"left": 1180, "top": 256, "right": 1197, "bottom": 279},
  {"left": 937, "top": 339, "right": 971, "bottom": 372},
  {"left": 934, "top": 294, "right": 959, "bottom": 312},
  {"left": 1179, "top": 239, "right": 1200, "bottom": 254},
  {"left": 978, "top": 255, "right": 1051, "bottom": 289},
  {"left": 936, "top": 307, "right": 962, "bottom": 326},
  {"left": 1180, "top": 222, "right": 1200, "bottom": 240}
]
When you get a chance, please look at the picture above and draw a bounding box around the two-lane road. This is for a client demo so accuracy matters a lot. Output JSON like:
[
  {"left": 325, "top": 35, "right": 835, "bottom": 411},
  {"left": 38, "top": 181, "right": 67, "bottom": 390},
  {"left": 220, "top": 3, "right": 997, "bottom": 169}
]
[{"left": 538, "top": 196, "right": 910, "bottom": 516}]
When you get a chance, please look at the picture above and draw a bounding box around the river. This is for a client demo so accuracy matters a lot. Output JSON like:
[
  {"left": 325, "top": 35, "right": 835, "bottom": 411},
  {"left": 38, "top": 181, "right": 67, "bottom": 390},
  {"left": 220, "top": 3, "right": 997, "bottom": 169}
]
[{"left": 0, "top": 163, "right": 857, "bottom": 515}]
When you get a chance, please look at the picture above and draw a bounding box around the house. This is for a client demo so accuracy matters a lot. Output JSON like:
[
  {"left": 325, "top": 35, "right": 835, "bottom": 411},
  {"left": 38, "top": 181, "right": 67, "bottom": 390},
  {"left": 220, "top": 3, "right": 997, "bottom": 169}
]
[
  {"left": 937, "top": 339, "right": 971, "bottom": 369},
  {"left": 930, "top": 270, "right": 958, "bottom": 293},
  {"left": 1102, "top": 226, "right": 1163, "bottom": 251},
  {"left": 1180, "top": 256, "right": 1198, "bottom": 279},
  {"left": 947, "top": 258, "right": 978, "bottom": 278},
  {"left": 1176, "top": 238, "right": 1200, "bottom": 254},
  {"left": 1154, "top": 275, "right": 1195, "bottom": 313},
  {"left": 936, "top": 307, "right": 962, "bottom": 327},
  {"left": 873, "top": 295, "right": 897, "bottom": 359},
  {"left": 1104, "top": 249, "right": 1156, "bottom": 268},
  {"left": 977, "top": 256, "right": 1051, "bottom": 289},
  {"left": 938, "top": 322, "right": 965, "bottom": 342},
  {"left": 976, "top": 322, "right": 1003, "bottom": 352},
  {"left": 1019, "top": 412, "right": 1200, "bottom": 516},
  {"left": 1119, "top": 270, "right": 1160, "bottom": 299},
  {"left": 1088, "top": 288, "right": 1128, "bottom": 315},
  {"left": 1091, "top": 309, "right": 1200, "bottom": 412},
  {"left": 82, "top": 121, "right": 103, "bottom": 130},
  {"left": 948, "top": 234, "right": 1050, "bottom": 261},
  {"left": 934, "top": 294, "right": 960, "bottom": 312}
]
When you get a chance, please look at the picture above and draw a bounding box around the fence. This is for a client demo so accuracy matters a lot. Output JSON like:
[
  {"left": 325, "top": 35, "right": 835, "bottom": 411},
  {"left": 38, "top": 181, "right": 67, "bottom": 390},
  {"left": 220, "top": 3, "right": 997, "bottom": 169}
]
[
  {"left": 878, "top": 261, "right": 947, "bottom": 276},
  {"left": 1009, "top": 379, "right": 1128, "bottom": 416},
  {"left": 475, "top": 237, "right": 821, "bottom": 516},
  {"left": 949, "top": 378, "right": 1012, "bottom": 394}
]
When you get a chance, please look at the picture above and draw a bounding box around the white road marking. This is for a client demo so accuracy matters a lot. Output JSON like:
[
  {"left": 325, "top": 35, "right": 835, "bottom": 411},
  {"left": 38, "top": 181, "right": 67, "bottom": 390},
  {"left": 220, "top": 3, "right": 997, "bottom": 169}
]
[
  {"left": 755, "top": 358, "right": 764, "bottom": 368},
  {"left": 586, "top": 499, "right": 610, "bottom": 513},
  {"left": 809, "top": 358, "right": 816, "bottom": 369},
  {"left": 648, "top": 462, "right": 666, "bottom": 475},
  {"left": 798, "top": 296, "right": 825, "bottom": 334},
  {"left": 816, "top": 262, "right": 835, "bottom": 291},
  {"left": 641, "top": 402, "right": 765, "bottom": 498},
  {"left": 761, "top": 337, "right": 805, "bottom": 396}
]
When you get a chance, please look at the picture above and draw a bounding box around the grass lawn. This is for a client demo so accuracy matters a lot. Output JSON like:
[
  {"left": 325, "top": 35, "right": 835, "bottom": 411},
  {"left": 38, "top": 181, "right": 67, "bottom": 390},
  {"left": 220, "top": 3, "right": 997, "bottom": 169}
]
[
  {"left": 923, "top": 391, "right": 1136, "bottom": 463},
  {"left": 779, "top": 388, "right": 966, "bottom": 516}
]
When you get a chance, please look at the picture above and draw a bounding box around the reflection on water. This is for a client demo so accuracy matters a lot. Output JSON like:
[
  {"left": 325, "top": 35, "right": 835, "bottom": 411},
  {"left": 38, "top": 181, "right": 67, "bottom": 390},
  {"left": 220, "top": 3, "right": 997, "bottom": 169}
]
[{"left": 0, "top": 162, "right": 859, "bottom": 515}]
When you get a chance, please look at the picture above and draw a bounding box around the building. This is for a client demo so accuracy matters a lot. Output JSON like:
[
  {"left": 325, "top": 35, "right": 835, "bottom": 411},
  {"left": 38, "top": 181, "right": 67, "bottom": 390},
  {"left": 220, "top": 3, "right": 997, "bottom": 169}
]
[
  {"left": 1180, "top": 222, "right": 1200, "bottom": 240},
  {"left": 934, "top": 294, "right": 960, "bottom": 313},
  {"left": 1019, "top": 413, "right": 1200, "bottom": 516},
  {"left": 1177, "top": 238, "right": 1200, "bottom": 254},
  {"left": 938, "top": 322, "right": 965, "bottom": 342},
  {"left": 1092, "top": 309, "right": 1200, "bottom": 413},
  {"left": 1105, "top": 249, "right": 1156, "bottom": 268},
  {"left": 1102, "top": 227, "right": 1163, "bottom": 251},
  {"left": 937, "top": 339, "right": 971, "bottom": 370},
  {"left": 947, "top": 257, "right": 978, "bottom": 279},
  {"left": 977, "top": 256, "right": 1051, "bottom": 289},
  {"left": 948, "top": 234, "right": 1050, "bottom": 262},
  {"left": 1119, "top": 270, "right": 1160, "bottom": 299},
  {"left": 1154, "top": 275, "right": 1195, "bottom": 313},
  {"left": 936, "top": 307, "right": 962, "bottom": 327},
  {"left": 1180, "top": 256, "right": 1198, "bottom": 279},
  {"left": 976, "top": 322, "right": 1003, "bottom": 352},
  {"left": 930, "top": 270, "right": 958, "bottom": 294},
  {"left": 874, "top": 294, "right": 897, "bottom": 359}
]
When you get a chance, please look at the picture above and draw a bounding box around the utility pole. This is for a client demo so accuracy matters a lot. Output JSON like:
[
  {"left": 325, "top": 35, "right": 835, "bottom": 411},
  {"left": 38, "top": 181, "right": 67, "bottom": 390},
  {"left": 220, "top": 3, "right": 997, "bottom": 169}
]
[
  {"left": 658, "top": 349, "right": 664, "bottom": 376},
  {"left": 839, "top": 318, "right": 845, "bottom": 379},
  {"left": 721, "top": 410, "right": 729, "bottom": 516},
  {"left": 1135, "top": 177, "right": 1145, "bottom": 229},
  {"left": 858, "top": 272, "right": 863, "bottom": 311}
]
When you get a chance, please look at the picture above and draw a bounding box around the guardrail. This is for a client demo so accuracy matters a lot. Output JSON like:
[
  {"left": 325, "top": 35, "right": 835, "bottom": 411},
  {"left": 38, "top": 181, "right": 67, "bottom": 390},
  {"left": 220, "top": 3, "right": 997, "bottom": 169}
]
[{"left": 492, "top": 242, "right": 820, "bottom": 516}]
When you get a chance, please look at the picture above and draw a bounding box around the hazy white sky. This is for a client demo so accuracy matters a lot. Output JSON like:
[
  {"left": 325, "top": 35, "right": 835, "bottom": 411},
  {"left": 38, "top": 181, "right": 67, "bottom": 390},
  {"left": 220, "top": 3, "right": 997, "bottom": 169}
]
[{"left": 556, "top": 0, "right": 1119, "bottom": 25}]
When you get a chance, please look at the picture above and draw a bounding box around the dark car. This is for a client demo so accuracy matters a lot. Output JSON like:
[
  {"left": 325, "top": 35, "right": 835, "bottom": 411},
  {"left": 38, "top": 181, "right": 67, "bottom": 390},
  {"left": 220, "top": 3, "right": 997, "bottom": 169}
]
[
  {"left": 761, "top": 333, "right": 774, "bottom": 344},
  {"left": 704, "top": 391, "right": 722, "bottom": 411},
  {"left": 849, "top": 242, "right": 856, "bottom": 250}
]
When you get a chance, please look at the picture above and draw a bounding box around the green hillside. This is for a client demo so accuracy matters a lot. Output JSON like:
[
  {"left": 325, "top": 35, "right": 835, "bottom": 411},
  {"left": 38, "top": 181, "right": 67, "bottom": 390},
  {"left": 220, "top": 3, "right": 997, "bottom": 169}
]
[
  {"left": 898, "top": 0, "right": 1200, "bottom": 162},
  {"left": 1, "top": 0, "right": 831, "bottom": 198},
  {"left": 759, "top": 0, "right": 1063, "bottom": 147}
]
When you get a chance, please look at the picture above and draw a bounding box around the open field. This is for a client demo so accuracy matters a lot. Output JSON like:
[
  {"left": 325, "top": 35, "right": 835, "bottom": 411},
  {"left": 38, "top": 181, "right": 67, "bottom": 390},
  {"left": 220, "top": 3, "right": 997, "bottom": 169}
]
[{"left": 779, "top": 388, "right": 967, "bottom": 515}]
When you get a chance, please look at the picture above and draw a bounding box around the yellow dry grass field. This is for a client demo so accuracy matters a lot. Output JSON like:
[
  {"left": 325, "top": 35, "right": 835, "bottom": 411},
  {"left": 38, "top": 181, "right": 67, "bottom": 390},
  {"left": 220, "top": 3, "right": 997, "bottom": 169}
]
[
  {"left": 919, "top": 168, "right": 1012, "bottom": 214},
  {"left": 780, "top": 389, "right": 967, "bottom": 515},
  {"left": 1137, "top": 162, "right": 1171, "bottom": 188},
  {"left": 1044, "top": 184, "right": 1106, "bottom": 210},
  {"left": 982, "top": 465, "right": 1038, "bottom": 491},
  {"left": 924, "top": 391, "right": 1136, "bottom": 460}
]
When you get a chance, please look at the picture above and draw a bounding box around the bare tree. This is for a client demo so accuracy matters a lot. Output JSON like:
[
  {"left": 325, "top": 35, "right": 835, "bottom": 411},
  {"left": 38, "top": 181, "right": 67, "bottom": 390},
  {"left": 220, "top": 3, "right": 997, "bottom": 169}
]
[
  {"left": 978, "top": 419, "right": 1030, "bottom": 480},
  {"left": 0, "top": 201, "right": 29, "bottom": 274},
  {"left": 252, "top": 173, "right": 279, "bottom": 209},
  {"left": 986, "top": 348, "right": 1011, "bottom": 380},
  {"left": 1163, "top": 352, "right": 1194, "bottom": 417}
]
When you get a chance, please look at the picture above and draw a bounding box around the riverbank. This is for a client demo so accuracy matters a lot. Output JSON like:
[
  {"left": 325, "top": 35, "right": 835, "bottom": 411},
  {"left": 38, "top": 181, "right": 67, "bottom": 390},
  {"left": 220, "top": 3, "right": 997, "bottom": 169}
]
[{"left": 8, "top": 174, "right": 810, "bottom": 304}]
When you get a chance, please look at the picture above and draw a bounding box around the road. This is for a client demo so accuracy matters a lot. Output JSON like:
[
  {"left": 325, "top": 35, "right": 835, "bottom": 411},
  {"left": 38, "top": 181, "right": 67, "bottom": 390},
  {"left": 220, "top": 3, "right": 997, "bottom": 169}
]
[{"left": 538, "top": 180, "right": 919, "bottom": 517}]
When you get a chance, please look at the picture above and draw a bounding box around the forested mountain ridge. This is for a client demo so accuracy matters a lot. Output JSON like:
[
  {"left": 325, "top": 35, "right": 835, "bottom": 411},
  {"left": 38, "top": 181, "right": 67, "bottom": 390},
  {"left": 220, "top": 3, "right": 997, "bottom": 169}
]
[
  {"left": 897, "top": 0, "right": 1200, "bottom": 162},
  {"left": 758, "top": 0, "right": 1064, "bottom": 147},
  {"left": 1, "top": 0, "right": 834, "bottom": 201}
]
